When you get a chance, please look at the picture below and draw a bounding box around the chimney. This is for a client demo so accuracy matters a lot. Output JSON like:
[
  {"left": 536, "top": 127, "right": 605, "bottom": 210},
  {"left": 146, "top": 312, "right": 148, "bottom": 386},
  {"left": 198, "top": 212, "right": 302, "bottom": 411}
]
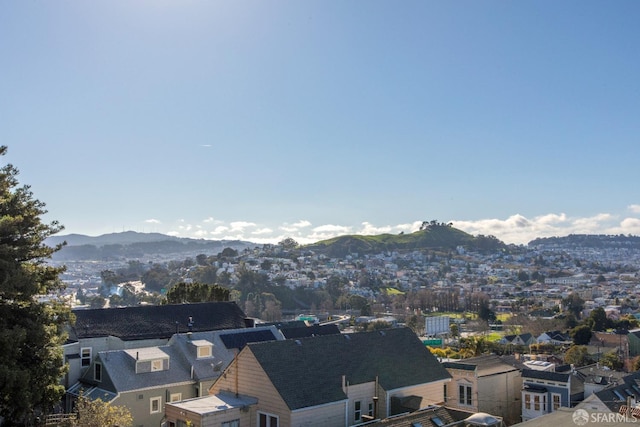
[{"left": 373, "top": 396, "right": 379, "bottom": 419}]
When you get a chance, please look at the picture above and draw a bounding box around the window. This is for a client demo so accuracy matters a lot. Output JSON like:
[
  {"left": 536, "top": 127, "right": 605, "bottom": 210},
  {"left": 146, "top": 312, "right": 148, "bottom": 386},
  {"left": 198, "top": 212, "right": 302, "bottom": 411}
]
[
  {"left": 444, "top": 383, "right": 447, "bottom": 402},
  {"left": 552, "top": 394, "right": 561, "bottom": 411},
  {"left": 197, "top": 345, "right": 212, "bottom": 358},
  {"left": 150, "top": 396, "right": 162, "bottom": 414},
  {"left": 459, "top": 384, "right": 472, "bottom": 406},
  {"left": 258, "top": 412, "right": 278, "bottom": 427},
  {"left": 524, "top": 393, "right": 531, "bottom": 410},
  {"left": 368, "top": 402, "right": 374, "bottom": 417},
  {"left": 151, "top": 359, "right": 163, "bottom": 371},
  {"left": 94, "top": 363, "right": 102, "bottom": 382},
  {"left": 81, "top": 347, "right": 92, "bottom": 367},
  {"left": 222, "top": 421, "right": 240, "bottom": 427},
  {"left": 533, "top": 395, "right": 540, "bottom": 411},
  {"left": 169, "top": 393, "right": 182, "bottom": 403},
  {"left": 354, "top": 401, "right": 362, "bottom": 422}
]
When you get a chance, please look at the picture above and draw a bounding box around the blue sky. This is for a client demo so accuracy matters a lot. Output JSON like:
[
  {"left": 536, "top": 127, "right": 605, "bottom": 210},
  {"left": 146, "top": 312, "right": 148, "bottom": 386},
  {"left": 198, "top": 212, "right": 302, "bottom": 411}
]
[{"left": 2, "top": 1, "right": 640, "bottom": 245}]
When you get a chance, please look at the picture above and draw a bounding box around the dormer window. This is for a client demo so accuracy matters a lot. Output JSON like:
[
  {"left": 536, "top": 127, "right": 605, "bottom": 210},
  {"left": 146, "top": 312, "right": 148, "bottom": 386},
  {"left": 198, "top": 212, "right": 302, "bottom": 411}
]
[
  {"left": 125, "top": 348, "right": 169, "bottom": 373},
  {"left": 191, "top": 339, "right": 213, "bottom": 359},
  {"left": 198, "top": 346, "right": 212, "bottom": 358}
]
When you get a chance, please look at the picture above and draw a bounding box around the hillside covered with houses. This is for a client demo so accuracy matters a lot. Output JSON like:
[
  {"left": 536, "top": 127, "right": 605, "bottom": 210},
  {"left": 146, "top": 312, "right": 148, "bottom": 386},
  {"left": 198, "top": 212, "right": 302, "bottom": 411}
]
[{"left": 28, "top": 229, "right": 640, "bottom": 426}]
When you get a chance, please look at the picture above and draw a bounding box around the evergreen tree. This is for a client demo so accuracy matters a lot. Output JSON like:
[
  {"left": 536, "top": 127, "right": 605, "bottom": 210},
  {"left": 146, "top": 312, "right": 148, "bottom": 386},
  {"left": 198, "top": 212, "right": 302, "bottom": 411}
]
[{"left": 0, "top": 146, "right": 72, "bottom": 424}]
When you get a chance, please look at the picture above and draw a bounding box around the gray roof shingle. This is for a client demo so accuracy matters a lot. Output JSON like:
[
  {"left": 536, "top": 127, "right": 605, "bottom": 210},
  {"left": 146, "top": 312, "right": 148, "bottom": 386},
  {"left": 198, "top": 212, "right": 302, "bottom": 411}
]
[
  {"left": 246, "top": 327, "right": 451, "bottom": 410},
  {"left": 69, "top": 301, "right": 247, "bottom": 341}
]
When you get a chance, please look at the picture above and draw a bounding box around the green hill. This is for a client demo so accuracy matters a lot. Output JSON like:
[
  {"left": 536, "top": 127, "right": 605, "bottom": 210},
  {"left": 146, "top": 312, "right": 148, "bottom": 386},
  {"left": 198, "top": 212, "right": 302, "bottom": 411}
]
[{"left": 305, "top": 224, "right": 507, "bottom": 257}]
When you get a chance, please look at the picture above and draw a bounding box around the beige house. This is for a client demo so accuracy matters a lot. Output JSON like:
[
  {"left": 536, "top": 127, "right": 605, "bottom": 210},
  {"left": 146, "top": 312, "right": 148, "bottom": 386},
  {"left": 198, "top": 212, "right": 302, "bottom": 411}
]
[
  {"left": 443, "top": 354, "right": 522, "bottom": 425},
  {"left": 165, "top": 328, "right": 452, "bottom": 427}
]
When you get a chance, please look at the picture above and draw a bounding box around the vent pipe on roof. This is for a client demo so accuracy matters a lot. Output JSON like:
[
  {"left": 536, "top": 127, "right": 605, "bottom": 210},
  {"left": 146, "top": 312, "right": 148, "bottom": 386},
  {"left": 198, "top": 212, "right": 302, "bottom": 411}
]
[{"left": 374, "top": 375, "right": 379, "bottom": 419}]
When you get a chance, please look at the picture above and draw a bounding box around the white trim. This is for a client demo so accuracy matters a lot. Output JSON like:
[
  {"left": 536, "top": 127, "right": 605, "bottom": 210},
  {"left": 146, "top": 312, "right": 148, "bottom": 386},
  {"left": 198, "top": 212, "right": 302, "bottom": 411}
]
[
  {"left": 150, "top": 396, "right": 162, "bottom": 414},
  {"left": 257, "top": 411, "right": 279, "bottom": 427},
  {"left": 290, "top": 399, "right": 348, "bottom": 413}
]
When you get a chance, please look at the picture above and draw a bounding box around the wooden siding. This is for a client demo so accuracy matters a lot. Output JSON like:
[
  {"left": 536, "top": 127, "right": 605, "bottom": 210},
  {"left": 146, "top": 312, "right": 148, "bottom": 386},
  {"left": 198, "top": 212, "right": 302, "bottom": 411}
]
[
  {"left": 384, "top": 380, "right": 448, "bottom": 418},
  {"left": 114, "top": 383, "right": 196, "bottom": 427},
  {"left": 291, "top": 402, "right": 346, "bottom": 427},
  {"left": 209, "top": 348, "right": 292, "bottom": 426},
  {"left": 165, "top": 405, "right": 252, "bottom": 427},
  {"left": 477, "top": 369, "right": 522, "bottom": 425},
  {"left": 344, "top": 381, "right": 376, "bottom": 423}
]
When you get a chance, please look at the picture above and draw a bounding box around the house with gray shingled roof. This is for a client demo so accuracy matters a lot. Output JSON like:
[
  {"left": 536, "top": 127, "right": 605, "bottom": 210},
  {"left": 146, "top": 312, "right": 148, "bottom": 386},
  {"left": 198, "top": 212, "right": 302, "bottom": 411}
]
[
  {"left": 188, "top": 327, "right": 453, "bottom": 427},
  {"left": 67, "top": 325, "right": 281, "bottom": 427},
  {"left": 63, "top": 301, "right": 248, "bottom": 389},
  {"left": 587, "top": 370, "right": 640, "bottom": 417}
]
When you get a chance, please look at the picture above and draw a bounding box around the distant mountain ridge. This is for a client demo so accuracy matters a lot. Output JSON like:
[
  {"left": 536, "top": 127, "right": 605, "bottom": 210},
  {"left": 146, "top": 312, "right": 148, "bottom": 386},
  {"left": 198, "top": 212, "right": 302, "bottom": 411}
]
[
  {"left": 45, "top": 231, "right": 257, "bottom": 261},
  {"left": 45, "top": 231, "right": 188, "bottom": 247},
  {"left": 528, "top": 234, "right": 640, "bottom": 249}
]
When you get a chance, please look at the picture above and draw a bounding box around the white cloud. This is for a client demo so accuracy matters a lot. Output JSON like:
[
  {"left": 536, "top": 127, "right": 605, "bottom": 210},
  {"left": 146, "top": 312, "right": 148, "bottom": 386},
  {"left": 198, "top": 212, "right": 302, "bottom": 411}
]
[
  {"left": 312, "top": 224, "right": 351, "bottom": 233},
  {"left": 210, "top": 226, "right": 229, "bottom": 235},
  {"left": 308, "top": 224, "right": 352, "bottom": 241},
  {"left": 147, "top": 208, "right": 640, "bottom": 246},
  {"left": 608, "top": 217, "right": 640, "bottom": 235},
  {"left": 358, "top": 222, "right": 392, "bottom": 235},
  {"left": 452, "top": 212, "right": 622, "bottom": 245},
  {"left": 145, "top": 218, "right": 161, "bottom": 224},
  {"left": 280, "top": 220, "right": 312, "bottom": 232},
  {"left": 193, "top": 229, "right": 209, "bottom": 237},
  {"left": 534, "top": 213, "right": 566, "bottom": 225},
  {"left": 230, "top": 221, "right": 257, "bottom": 232},
  {"left": 395, "top": 221, "right": 423, "bottom": 233},
  {"left": 252, "top": 228, "right": 273, "bottom": 235},
  {"left": 628, "top": 204, "right": 640, "bottom": 214}
]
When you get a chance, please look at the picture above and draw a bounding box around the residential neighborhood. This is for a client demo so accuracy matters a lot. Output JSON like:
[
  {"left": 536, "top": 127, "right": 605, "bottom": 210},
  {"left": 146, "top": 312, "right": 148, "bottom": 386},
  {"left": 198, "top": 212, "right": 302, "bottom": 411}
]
[{"left": 29, "top": 232, "right": 639, "bottom": 426}]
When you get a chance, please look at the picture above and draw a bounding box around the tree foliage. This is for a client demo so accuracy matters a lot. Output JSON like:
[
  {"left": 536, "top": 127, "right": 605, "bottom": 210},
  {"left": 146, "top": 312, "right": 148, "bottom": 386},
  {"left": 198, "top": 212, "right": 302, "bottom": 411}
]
[
  {"left": 165, "top": 282, "right": 230, "bottom": 304},
  {"left": 0, "top": 146, "right": 72, "bottom": 424},
  {"left": 599, "top": 351, "right": 623, "bottom": 371},
  {"left": 563, "top": 293, "right": 585, "bottom": 319},
  {"left": 570, "top": 324, "right": 592, "bottom": 345},
  {"left": 70, "top": 395, "right": 132, "bottom": 427},
  {"left": 563, "top": 345, "right": 592, "bottom": 367},
  {"left": 586, "top": 307, "right": 610, "bottom": 331}
]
